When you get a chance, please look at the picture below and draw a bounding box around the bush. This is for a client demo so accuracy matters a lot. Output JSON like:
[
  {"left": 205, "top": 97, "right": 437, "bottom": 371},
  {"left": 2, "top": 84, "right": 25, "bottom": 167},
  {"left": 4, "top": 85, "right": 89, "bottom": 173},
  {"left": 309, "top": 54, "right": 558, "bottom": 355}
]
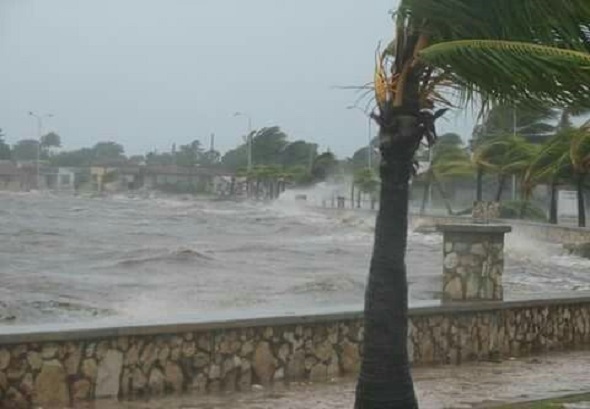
[{"left": 499, "top": 200, "right": 547, "bottom": 222}]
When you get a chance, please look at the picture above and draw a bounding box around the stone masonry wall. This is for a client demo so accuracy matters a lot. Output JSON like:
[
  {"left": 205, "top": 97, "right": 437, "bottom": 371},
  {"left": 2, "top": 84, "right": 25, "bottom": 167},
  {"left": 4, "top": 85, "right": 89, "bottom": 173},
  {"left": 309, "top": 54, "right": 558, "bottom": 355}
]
[
  {"left": 411, "top": 214, "right": 590, "bottom": 244},
  {"left": 1, "top": 300, "right": 589, "bottom": 408},
  {"left": 442, "top": 231, "right": 505, "bottom": 301}
]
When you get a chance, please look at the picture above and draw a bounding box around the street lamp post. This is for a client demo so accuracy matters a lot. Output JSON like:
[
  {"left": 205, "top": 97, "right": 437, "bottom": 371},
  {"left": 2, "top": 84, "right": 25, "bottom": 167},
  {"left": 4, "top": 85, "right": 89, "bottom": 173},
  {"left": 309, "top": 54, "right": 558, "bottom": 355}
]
[
  {"left": 233, "top": 112, "right": 253, "bottom": 172},
  {"left": 346, "top": 106, "right": 373, "bottom": 169},
  {"left": 28, "top": 111, "right": 54, "bottom": 189}
]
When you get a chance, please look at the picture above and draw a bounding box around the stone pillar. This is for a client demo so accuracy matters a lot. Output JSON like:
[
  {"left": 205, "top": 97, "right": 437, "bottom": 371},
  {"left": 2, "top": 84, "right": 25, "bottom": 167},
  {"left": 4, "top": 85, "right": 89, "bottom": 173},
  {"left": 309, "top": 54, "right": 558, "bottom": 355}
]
[
  {"left": 472, "top": 201, "right": 500, "bottom": 223},
  {"left": 437, "top": 224, "right": 511, "bottom": 302}
]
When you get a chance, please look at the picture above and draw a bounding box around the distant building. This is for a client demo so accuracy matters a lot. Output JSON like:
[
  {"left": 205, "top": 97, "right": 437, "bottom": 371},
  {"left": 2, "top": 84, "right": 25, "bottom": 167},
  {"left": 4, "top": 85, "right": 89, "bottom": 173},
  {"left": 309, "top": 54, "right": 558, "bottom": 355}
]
[
  {"left": 90, "top": 164, "right": 123, "bottom": 192},
  {"left": 41, "top": 167, "right": 79, "bottom": 191},
  {"left": 0, "top": 161, "right": 23, "bottom": 191},
  {"left": 143, "top": 165, "right": 227, "bottom": 194},
  {"left": 117, "top": 166, "right": 143, "bottom": 190}
]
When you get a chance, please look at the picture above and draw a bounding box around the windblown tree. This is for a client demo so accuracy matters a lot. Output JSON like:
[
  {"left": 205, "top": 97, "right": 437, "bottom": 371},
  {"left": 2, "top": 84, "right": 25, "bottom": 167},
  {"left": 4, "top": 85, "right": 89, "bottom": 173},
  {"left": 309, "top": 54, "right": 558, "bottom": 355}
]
[
  {"left": 280, "top": 140, "right": 318, "bottom": 169},
  {"left": 221, "top": 126, "right": 290, "bottom": 171},
  {"left": 175, "top": 140, "right": 204, "bottom": 167},
  {"left": 417, "top": 133, "right": 473, "bottom": 215},
  {"left": 354, "top": 168, "right": 380, "bottom": 209},
  {"left": 523, "top": 134, "right": 572, "bottom": 224},
  {"left": 311, "top": 151, "right": 339, "bottom": 182},
  {"left": 472, "top": 104, "right": 557, "bottom": 145},
  {"left": 355, "top": 2, "right": 590, "bottom": 408},
  {"left": 522, "top": 108, "right": 590, "bottom": 224},
  {"left": 563, "top": 130, "right": 590, "bottom": 227},
  {"left": 471, "top": 105, "right": 556, "bottom": 199},
  {"left": 472, "top": 134, "right": 538, "bottom": 202},
  {"left": 526, "top": 127, "right": 590, "bottom": 227}
]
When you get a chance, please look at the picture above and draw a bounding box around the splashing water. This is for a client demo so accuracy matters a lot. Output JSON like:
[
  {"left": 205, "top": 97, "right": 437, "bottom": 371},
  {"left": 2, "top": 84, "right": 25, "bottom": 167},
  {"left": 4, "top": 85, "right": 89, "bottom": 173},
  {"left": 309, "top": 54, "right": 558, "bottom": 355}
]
[{"left": 0, "top": 192, "right": 589, "bottom": 325}]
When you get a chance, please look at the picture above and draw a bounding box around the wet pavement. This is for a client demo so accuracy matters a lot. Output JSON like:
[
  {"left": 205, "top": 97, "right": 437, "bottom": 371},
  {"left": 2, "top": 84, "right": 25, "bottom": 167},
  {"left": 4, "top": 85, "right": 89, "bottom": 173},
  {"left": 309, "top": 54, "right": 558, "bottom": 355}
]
[{"left": 84, "top": 350, "right": 590, "bottom": 409}]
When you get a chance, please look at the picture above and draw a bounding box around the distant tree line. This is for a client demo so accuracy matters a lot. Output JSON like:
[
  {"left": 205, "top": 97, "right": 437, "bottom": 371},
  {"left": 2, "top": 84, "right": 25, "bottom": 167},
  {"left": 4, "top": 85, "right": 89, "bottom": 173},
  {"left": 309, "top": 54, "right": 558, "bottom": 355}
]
[{"left": 0, "top": 125, "right": 346, "bottom": 187}]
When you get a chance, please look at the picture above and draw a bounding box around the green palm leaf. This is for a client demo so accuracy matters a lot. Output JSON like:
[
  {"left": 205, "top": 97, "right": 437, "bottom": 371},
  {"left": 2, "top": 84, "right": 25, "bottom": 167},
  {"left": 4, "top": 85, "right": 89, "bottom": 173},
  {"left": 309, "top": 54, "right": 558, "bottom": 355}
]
[
  {"left": 418, "top": 40, "right": 590, "bottom": 106},
  {"left": 401, "top": 0, "right": 590, "bottom": 52}
]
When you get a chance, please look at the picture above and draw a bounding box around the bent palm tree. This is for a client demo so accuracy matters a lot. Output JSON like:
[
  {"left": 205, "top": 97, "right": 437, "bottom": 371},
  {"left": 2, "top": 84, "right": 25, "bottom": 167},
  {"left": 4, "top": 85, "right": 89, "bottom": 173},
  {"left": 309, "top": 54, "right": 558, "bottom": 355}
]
[
  {"left": 525, "top": 128, "right": 590, "bottom": 227},
  {"left": 473, "top": 134, "right": 538, "bottom": 202},
  {"left": 356, "top": 2, "right": 590, "bottom": 408},
  {"left": 418, "top": 139, "right": 473, "bottom": 215},
  {"left": 524, "top": 134, "right": 572, "bottom": 224}
]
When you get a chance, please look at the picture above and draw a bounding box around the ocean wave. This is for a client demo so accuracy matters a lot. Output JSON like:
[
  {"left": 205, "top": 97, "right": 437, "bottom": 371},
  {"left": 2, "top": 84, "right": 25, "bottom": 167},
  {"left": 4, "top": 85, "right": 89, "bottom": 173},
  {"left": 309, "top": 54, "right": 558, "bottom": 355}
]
[
  {"left": 13, "top": 229, "right": 63, "bottom": 237},
  {"left": 117, "top": 248, "right": 215, "bottom": 266},
  {"left": 287, "top": 276, "right": 365, "bottom": 294}
]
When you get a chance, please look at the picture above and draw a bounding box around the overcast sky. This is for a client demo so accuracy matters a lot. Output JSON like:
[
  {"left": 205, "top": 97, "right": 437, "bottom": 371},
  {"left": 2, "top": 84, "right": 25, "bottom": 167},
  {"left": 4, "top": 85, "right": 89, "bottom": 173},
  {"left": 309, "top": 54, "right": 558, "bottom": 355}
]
[{"left": 0, "top": 0, "right": 475, "bottom": 158}]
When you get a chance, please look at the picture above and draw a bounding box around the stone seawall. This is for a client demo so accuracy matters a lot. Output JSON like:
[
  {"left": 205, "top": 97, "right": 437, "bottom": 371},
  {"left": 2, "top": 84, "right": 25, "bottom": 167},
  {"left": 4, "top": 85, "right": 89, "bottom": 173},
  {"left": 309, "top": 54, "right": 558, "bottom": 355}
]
[
  {"left": 411, "top": 214, "right": 590, "bottom": 244},
  {"left": 0, "top": 297, "right": 589, "bottom": 407}
]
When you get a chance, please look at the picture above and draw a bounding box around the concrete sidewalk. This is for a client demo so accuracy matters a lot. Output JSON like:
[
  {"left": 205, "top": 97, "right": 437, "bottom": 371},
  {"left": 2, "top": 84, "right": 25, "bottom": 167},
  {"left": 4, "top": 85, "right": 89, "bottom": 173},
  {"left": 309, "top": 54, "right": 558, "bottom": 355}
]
[{"left": 93, "top": 350, "right": 590, "bottom": 409}]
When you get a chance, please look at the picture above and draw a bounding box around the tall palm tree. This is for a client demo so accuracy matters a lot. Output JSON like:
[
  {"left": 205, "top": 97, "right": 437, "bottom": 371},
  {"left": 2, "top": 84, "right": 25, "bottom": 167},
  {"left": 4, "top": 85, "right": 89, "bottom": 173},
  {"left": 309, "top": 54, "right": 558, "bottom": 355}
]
[{"left": 355, "top": 2, "right": 590, "bottom": 408}]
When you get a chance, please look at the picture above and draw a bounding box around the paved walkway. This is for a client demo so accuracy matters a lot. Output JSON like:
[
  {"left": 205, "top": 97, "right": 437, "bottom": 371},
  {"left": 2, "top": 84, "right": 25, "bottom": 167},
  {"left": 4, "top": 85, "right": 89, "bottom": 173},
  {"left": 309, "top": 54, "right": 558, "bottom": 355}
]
[{"left": 93, "top": 350, "right": 590, "bottom": 409}]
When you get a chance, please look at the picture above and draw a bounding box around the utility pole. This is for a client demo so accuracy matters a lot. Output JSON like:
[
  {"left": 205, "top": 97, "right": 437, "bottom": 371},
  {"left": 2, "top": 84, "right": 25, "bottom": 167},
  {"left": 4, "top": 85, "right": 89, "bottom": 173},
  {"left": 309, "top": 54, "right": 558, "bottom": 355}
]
[
  {"left": 233, "top": 112, "right": 253, "bottom": 172},
  {"left": 28, "top": 111, "right": 54, "bottom": 189},
  {"left": 346, "top": 105, "right": 372, "bottom": 169}
]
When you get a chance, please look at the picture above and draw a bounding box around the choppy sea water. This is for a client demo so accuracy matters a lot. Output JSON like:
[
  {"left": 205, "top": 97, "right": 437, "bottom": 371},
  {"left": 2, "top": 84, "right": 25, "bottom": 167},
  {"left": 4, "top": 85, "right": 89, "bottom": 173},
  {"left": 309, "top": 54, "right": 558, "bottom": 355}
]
[{"left": 1, "top": 190, "right": 589, "bottom": 325}]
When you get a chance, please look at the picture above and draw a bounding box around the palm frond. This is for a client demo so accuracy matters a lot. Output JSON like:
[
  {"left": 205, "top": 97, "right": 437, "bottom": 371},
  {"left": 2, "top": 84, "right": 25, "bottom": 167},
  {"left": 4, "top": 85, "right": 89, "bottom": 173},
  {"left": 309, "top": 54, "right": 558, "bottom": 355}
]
[
  {"left": 419, "top": 40, "right": 590, "bottom": 106},
  {"left": 474, "top": 134, "right": 538, "bottom": 174},
  {"left": 401, "top": 0, "right": 590, "bottom": 52}
]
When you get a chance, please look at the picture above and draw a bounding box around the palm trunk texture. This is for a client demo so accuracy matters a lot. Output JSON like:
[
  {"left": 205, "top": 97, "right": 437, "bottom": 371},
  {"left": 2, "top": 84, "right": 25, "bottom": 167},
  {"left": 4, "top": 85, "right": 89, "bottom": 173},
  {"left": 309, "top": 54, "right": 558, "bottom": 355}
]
[
  {"left": 549, "top": 179, "right": 558, "bottom": 225},
  {"left": 476, "top": 168, "right": 483, "bottom": 202},
  {"left": 433, "top": 177, "right": 453, "bottom": 215},
  {"left": 495, "top": 174, "right": 506, "bottom": 202},
  {"left": 577, "top": 174, "right": 586, "bottom": 228},
  {"left": 354, "top": 111, "right": 420, "bottom": 409}
]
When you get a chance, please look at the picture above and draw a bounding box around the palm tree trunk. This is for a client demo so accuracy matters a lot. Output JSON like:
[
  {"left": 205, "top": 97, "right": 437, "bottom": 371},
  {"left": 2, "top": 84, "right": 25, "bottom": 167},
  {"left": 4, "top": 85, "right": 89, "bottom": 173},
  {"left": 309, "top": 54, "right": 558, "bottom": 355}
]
[
  {"left": 230, "top": 177, "right": 235, "bottom": 197},
  {"left": 577, "top": 174, "right": 586, "bottom": 228},
  {"left": 357, "top": 189, "right": 362, "bottom": 209},
  {"left": 495, "top": 174, "right": 507, "bottom": 202},
  {"left": 419, "top": 177, "right": 430, "bottom": 215},
  {"left": 354, "top": 113, "right": 419, "bottom": 409},
  {"left": 519, "top": 197, "right": 529, "bottom": 219},
  {"left": 549, "top": 179, "right": 558, "bottom": 224},
  {"left": 433, "top": 177, "right": 453, "bottom": 215},
  {"left": 476, "top": 167, "right": 483, "bottom": 202}
]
